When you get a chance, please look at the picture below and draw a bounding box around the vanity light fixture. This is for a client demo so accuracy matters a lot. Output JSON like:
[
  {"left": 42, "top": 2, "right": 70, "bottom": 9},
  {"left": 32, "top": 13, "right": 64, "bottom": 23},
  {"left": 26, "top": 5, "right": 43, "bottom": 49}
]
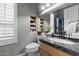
[{"left": 41, "top": 3, "right": 65, "bottom": 15}]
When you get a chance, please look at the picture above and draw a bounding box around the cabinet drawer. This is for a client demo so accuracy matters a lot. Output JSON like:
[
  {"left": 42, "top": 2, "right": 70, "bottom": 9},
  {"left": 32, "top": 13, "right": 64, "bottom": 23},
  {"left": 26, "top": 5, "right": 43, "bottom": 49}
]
[
  {"left": 39, "top": 48, "right": 49, "bottom": 56},
  {"left": 40, "top": 42, "right": 70, "bottom": 56}
]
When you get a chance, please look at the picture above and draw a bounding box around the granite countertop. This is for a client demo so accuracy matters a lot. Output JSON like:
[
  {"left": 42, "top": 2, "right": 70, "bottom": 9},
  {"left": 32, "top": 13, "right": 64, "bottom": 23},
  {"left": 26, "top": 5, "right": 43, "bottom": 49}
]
[{"left": 39, "top": 36, "right": 79, "bottom": 56}]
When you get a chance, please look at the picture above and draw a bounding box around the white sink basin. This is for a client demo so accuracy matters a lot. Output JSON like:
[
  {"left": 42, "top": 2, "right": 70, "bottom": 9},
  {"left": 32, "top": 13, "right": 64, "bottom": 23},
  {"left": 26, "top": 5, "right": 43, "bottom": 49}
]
[{"left": 48, "top": 38, "right": 75, "bottom": 44}]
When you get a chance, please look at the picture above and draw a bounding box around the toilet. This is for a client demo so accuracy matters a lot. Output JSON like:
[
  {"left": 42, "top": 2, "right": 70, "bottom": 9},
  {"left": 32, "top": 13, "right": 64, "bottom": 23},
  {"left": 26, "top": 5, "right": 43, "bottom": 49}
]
[{"left": 25, "top": 43, "right": 40, "bottom": 56}]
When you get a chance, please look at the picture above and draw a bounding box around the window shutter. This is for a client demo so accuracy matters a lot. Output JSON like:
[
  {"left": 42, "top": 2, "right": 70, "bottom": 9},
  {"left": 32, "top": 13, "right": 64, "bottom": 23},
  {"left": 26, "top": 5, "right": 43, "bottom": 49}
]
[{"left": 0, "top": 3, "right": 17, "bottom": 46}]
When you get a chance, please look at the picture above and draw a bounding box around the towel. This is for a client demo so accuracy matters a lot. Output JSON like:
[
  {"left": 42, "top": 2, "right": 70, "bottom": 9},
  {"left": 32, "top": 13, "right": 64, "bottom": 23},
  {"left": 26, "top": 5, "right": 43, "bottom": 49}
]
[{"left": 65, "top": 22, "right": 78, "bottom": 34}]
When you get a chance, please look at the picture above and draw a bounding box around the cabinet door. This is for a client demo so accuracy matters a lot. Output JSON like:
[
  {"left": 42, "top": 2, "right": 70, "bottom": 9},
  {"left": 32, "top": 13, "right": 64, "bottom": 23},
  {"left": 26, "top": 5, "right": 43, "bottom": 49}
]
[{"left": 39, "top": 42, "right": 70, "bottom": 56}]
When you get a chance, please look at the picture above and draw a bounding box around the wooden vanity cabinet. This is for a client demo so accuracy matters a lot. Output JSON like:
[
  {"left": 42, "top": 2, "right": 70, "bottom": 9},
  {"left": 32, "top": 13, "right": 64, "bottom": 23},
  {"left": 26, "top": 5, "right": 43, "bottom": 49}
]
[{"left": 39, "top": 42, "right": 71, "bottom": 56}]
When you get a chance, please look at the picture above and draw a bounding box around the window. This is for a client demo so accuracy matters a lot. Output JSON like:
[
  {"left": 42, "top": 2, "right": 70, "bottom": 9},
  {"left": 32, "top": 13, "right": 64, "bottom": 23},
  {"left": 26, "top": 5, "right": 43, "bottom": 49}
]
[{"left": 0, "top": 3, "right": 17, "bottom": 46}]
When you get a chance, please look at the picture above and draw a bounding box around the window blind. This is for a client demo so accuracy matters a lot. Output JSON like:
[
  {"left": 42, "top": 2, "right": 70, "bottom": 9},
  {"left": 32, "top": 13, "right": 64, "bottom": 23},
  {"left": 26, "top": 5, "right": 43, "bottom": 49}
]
[{"left": 0, "top": 3, "right": 15, "bottom": 41}]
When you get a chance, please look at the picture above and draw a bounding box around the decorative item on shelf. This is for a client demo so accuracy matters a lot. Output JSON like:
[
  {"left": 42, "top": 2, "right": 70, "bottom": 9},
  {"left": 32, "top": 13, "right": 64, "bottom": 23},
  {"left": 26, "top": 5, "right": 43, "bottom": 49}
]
[
  {"left": 41, "top": 26, "right": 45, "bottom": 36},
  {"left": 37, "top": 31, "right": 41, "bottom": 35},
  {"left": 44, "top": 27, "right": 52, "bottom": 37},
  {"left": 47, "top": 27, "right": 51, "bottom": 33},
  {"left": 41, "top": 26, "right": 44, "bottom": 33}
]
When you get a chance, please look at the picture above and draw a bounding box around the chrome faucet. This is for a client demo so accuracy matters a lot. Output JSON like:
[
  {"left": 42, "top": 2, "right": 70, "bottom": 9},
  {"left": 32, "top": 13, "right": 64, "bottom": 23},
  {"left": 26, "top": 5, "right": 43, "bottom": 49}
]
[{"left": 68, "top": 32, "right": 72, "bottom": 39}]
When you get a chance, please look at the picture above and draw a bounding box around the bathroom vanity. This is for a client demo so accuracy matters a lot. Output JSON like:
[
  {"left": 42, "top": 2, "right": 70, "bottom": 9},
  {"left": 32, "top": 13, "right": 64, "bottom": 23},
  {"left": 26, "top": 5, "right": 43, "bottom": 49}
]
[
  {"left": 38, "top": 4, "right": 79, "bottom": 56},
  {"left": 39, "top": 37, "right": 79, "bottom": 56}
]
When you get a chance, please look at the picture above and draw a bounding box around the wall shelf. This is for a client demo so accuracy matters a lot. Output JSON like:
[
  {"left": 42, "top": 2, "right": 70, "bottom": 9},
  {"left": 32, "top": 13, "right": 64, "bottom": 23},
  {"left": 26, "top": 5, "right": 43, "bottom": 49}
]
[{"left": 30, "top": 16, "right": 36, "bottom": 32}]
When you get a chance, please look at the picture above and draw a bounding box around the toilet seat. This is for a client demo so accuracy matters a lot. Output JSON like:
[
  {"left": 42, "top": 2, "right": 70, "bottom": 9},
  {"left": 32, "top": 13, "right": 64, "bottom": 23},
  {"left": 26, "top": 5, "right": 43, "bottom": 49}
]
[
  {"left": 25, "top": 43, "right": 40, "bottom": 53},
  {"left": 25, "top": 43, "right": 39, "bottom": 49}
]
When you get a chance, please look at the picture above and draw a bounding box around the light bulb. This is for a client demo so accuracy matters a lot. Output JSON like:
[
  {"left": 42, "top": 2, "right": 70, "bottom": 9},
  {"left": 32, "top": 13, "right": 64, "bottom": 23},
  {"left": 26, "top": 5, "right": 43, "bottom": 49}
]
[
  {"left": 45, "top": 3, "right": 50, "bottom": 7},
  {"left": 41, "top": 6, "right": 45, "bottom": 10}
]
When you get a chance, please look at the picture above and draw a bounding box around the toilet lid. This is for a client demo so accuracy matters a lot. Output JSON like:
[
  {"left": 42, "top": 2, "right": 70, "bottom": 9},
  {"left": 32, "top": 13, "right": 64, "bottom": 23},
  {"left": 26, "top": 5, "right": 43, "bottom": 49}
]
[{"left": 25, "top": 43, "right": 39, "bottom": 49}]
